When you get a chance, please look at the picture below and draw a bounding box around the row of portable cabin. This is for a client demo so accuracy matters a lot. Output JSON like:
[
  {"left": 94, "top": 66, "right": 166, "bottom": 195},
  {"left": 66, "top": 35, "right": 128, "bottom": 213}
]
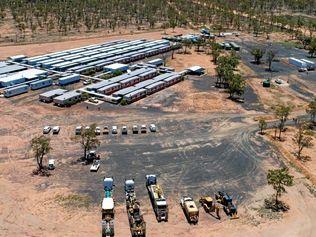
[
  {"left": 20, "top": 39, "right": 173, "bottom": 73},
  {"left": 3, "top": 74, "right": 80, "bottom": 98}
]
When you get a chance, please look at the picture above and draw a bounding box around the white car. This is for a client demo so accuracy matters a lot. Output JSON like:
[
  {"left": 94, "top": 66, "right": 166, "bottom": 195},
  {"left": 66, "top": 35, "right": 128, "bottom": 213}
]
[
  {"left": 95, "top": 127, "right": 101, "bottom": 135},
  {"left": 141, "top": 124, "right": 147, "bottom": 133},
  {"left": 122, "top": 126, "right": 128, "bottom": 135},
  {"left": 149, "top": 124, "right": 157, "bottom": 132},
  {"left": 52, "top": 126, "right": 60, "bottom": 134},
  {"left": 43, "top": 126, "right": 51, "bottom": 134},
  {"left": 75, "top": 126, "right": 82, "bottom": 135},
  {"left": 132, "top": 125, "right": 139, "bottom": 134},
  {"left": 48, "top": 159, "right": 55, "bottom": 170},
  {"left": 112, "top": 126, "right": 118, "bottom": 134},
  {"left": 90, "top": 160, "right": 100, "bottom": 172}
]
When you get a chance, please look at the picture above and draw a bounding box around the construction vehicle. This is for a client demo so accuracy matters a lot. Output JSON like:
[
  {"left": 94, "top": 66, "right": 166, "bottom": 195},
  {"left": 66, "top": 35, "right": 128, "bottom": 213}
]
[
  {"left": 125, "top": 179, "right": 146, "bottom": 237},
  {"left": 215, "top": 191, "right": 239, "bottom": 219},
  {"left": 102, "top": 197, "right": 115, "bottom": 237},
  {"left": 145, "top": 175, "right": 168, "bottom": 222},
  {"left": 102, "top": 177, "right": 115, "bottom": 237},
  {"left": 199, "top": 196, "right": 222, "bottom": 219},
  {"left": 180, "top": 196, "right": 199, "bottom": 224}
]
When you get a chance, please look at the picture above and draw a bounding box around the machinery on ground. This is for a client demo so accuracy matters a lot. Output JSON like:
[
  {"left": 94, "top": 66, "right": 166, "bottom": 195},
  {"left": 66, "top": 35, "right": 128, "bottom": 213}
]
[
  {"left": 125, "top": 179, "right": 146, "bottom": 237},
  {"left": 199, "top": 196, "right": 222, "bottom": 219},
  {"left": 145, "top": 175, "right": 168, "bottom": 222},
  {"left": 102, "top": 177, "right": 115, "bottom": 237},
  {"left": 215, "top": 191, "right": 239, "bottom": 219},
  {"left": 180, "top": 196, "right": 199, "bottom": 224}
]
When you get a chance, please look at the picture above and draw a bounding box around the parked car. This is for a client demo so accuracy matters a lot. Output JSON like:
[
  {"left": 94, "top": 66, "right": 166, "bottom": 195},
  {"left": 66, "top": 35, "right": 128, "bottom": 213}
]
[
  {"left": 52, "top": 126, "right": 60, "bottom": 134},
  {"left": 43, "top": 126, "right": 51, "bottom": 134},
  {"left": 103, "top": 126, "right": 109, "bottom": 135},
  {"left": 112, "top": 126, "right": 118, "bottom": 134},
  {"left": 122, "top": 126, "right": 128, "bottom": 135},
  {"left": 83, "top": 79, "right": 91, "bottom": 85},
  {"left": 89, "top": 97, "right": 98, "bottom": 104},
  {"left": 95, "top": 126, "right": 101, "bottom": 135},
  {"left": 75, "top": 126, "right": 82, "bottom": 135},
  {"left": 85, "top": 126, "right": 90, "bottom": 131},
  {"left": 132, "top": 125, "right": 139, "bottom": 134},
  {"left": 48, "top": 159, "right": 55, "bottom": 170},
  {"left": 90, "top": 159, "right": 101, "bottom": 172},
  {"left": 298, "top": 67, "right": 307, "bottom": 72},
  {"left": 141, "top": 124, "right": 147, "bottom": 133},
  {"left": 149, "top": 124, "right": 157, "bottom": 132}
]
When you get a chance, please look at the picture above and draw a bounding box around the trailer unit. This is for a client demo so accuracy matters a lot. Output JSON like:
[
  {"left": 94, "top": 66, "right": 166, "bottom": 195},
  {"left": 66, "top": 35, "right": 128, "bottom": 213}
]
[
  {"left": 4, "top": 84, "right": 29, "bottom": 98},
  {"left": 58, "top": 74, "right": 80, "bottom": 86},
  {"left": 30, "top": 78, "right": 53, "bottom": 90}
]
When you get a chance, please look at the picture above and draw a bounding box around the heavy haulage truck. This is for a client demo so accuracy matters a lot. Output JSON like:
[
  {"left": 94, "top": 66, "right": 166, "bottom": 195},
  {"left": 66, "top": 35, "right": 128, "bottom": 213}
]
[
  {"left": 125, "top": 179, "right": 146, "bottom": 237},
  {"left": 145, "top": 175, "right": 168, "bottom": 222},
  {"left": 102, "top": 177, "right": 115, "bottom": 237}
]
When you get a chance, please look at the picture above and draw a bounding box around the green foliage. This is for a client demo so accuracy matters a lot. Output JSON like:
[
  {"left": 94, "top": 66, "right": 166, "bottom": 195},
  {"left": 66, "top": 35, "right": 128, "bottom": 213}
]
[
  {"left": 31, "top": 135, "right": 52, "bottom": 172},
  {"left": 258, "top": 117, "right": 267, "bottom": 134},
  {"left": 267, "top": 168, "right": 294, "bottom": 204},
  {"left": 292, "top": 122, "right": 314, "bottom": 160},
  {"left": 308, "top": 38, "right": 316, "bottom": 58},
  {"left": 274, "top": 104, "right": 292, "bottom": 139},
  {"left": 72, "top": 124, "right": 100, "bottom": 159},
  {"left": 266, "top": 49, "right": 277, "bottom": 71},
  {"left": 306, "top": 98, "right": 316, "bottom": 123},
  {"left": 251, "top": 48, "right": 265, "bottom": 64}
]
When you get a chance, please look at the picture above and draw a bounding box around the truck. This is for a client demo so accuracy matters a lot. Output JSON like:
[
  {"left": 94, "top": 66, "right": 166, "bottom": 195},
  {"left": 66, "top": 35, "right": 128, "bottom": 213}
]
[
  {"left": 145, "top": 175, "right": 168, "bottom": 222},
  {"left": 288, "top": 57, "right": 307, "bottom": 71},
  {"left": 180, "top": 196, "right": 199, "bottom": 224},
  {"left": 102, "top": 197, "right": 115, "bottom": 237},
  {"left": 300, "top": 59, "right": 315, "bottom": 70},
  {"left": 125, "top": 179, "right": 146, "bottom": 237},
  {"left": 102, "top": 177, "right": 115, "bottom": 237}
]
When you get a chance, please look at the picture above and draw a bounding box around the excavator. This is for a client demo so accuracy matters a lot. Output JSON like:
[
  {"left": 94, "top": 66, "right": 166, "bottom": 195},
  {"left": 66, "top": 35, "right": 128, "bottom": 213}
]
[
  {"left": 199, "top": 196, "right": 222, "bottom": 219},
  {"left": 215, "top": 191, "right": 239, "bottom": 219}
]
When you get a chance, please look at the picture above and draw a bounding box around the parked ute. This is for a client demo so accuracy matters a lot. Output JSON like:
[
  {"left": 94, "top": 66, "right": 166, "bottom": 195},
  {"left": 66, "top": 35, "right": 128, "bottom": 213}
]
[
  {"left": 75, "top": 126, "right": 82, "bottom": 135},
  {"left": 103, "top": 126, "right": 109, "bottom": 135},
  {"left": 132, "top": 125, "right": 139, "bottom": 134},
  {"left": 122, "top": 126, "right": 128, "bottom": 135},
  {"left": 141, "top": 125, "right": 147, "bottom": 133},
  {"left": 149, "top": 124, "right": 157, "bottom": 132},
  {"left": 43, "top": 126, "right": 51, "bottom": 134},
  {"left": 95, "top": 127, "right": 101, "bottom": 135},
  {"left": 52, "top": 126, "right": 60, "bottom": 134},
  {"left": 48, "top": 159, "right": 55, "bottom": 170},
  {"left": 90, "top": 159, "right": 101, "bottom": 172},
  {"left": 112, "top": 126, "right": 118, "bottom": 134}
]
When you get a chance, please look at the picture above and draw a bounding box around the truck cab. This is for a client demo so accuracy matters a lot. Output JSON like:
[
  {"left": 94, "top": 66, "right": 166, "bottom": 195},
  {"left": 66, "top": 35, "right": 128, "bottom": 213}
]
[
  {"left": 125, "top": 179, "right": 135, "bottom": 194},
  {"left": 103, "top": 177, "right": 114, "bottom": 198}
]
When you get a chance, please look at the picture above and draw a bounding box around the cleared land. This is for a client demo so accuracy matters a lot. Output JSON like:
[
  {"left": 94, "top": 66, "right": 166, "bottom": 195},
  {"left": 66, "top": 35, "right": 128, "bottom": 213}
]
[{"left": 0, "top": 29, "right": 316, "bottom": 237}]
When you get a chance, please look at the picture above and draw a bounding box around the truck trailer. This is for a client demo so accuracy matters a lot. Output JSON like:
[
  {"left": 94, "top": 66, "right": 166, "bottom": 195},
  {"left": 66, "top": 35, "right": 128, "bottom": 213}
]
[{"left": 145, "top": 175, "right": 168, "bottom": 222}]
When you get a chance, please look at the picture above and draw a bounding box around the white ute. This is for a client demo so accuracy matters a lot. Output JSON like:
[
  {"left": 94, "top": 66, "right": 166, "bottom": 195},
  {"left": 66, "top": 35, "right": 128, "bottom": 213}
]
[
  {"left": 43, "top": 126, "right": 51, "bottom": 134},
  {"left": 52, "top": 126, "right": 60, "bottom": 134},
  {"left": 90, "top": 159, "right": 100, "bottom": 172}
]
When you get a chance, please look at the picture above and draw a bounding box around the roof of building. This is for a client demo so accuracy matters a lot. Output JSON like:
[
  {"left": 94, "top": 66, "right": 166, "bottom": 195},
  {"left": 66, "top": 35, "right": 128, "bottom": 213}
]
[
  {"left": 124, "top": 88, "right": 147, "bottom": 98},
  {"left": 40, "top": 89, "right": 68, "bottom": 98},
  {"left": 145, "top": 80, "right": 165, "bottom": 89},
  {"left": 54, "top": 91, "right": 81, "bottom": 101},
  {"left": 187, "top": 66, "right": 205, "bottom": 72},
  {"left": 0, "top": 65, "right": 26, "bottom": 75}
]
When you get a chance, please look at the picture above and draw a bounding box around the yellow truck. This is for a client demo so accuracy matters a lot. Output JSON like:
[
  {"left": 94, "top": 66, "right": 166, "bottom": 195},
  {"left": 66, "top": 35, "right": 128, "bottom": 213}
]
[{"left": 180, "top": 196, "right": 199, "bottom": 224}]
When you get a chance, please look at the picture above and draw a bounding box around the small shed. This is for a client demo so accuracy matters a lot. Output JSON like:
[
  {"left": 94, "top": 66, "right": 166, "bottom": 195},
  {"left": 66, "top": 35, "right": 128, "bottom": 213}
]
[
  {"left": 103, "top": 63, "right": 129, "bottom": 73},
  {"left": 187, "top": 66, "right": 205, "bottom": 75}
]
